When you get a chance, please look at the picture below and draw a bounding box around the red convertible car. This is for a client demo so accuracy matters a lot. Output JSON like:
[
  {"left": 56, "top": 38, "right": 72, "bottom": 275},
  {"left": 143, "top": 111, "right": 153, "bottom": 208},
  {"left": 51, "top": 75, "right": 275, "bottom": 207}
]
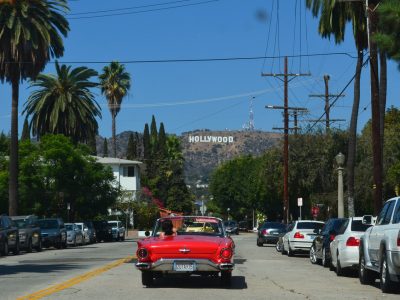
[{"left": 135, "top": 216, "right": 235, "bottom": 287}]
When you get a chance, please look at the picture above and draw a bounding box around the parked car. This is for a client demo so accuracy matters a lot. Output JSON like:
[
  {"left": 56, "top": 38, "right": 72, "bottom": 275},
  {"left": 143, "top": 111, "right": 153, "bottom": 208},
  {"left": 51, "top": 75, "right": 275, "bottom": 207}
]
[
  {"left": 92, "top": 220, "right": 113, "bottom": 242},
  {"left": 359, "top": 196, "right": 400, "bottom": 293},
  {"left": 238, "top": 220, "right": 252, "bottom": 232},
  {"left": 276, "top": 224, "right": 290, "bottom": 252},
  {"left": 74, "top": 222, "right": 90, "bottom": 245},
  {"left": 84, "top": 221, "right": 96, "bottom": 243},
  {"left": 224, "top": 220, "right": 239, "bottom": 235},
  {"left": 309, "top": 218, "right": 347, "bottom": 267},
  {"left": 282, "top": 220, "right": 325, "bottom": 256},
  {"left": 11, "top": 215, "right": 42, "bottom": 253},
  {"left": 330, "top": 217, "right": 372, "bottom": 276},
  {"left": 257, "top": 221, "right": 286, "bottom": 246},
  {"left": 65, "top": 223, "right": 84, "bottom": 247},
  {"left": 38, "top": 218, "right": 67, "bottom": 249},
  {"left": 136, "top": 216, "right": 235, "bottom": 287},
  {"left": 108, "top": 220, "right": 125, "bottom": 241},
  {"left": 0, "top": 214, "right": 20, "bottom": 256}
]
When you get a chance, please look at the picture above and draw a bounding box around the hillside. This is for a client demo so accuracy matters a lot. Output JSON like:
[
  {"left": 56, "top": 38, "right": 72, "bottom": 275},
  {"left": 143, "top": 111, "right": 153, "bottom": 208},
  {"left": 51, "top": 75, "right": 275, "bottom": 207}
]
[{"left": 96, "top": 129, "right": 281, "bottom": 186}]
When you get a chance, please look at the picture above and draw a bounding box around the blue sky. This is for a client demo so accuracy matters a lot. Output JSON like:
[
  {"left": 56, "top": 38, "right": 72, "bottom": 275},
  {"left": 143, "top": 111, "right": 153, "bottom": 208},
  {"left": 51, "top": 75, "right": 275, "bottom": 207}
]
[{"left": 1, "top": 0, "right": 399, "bottom": 138}]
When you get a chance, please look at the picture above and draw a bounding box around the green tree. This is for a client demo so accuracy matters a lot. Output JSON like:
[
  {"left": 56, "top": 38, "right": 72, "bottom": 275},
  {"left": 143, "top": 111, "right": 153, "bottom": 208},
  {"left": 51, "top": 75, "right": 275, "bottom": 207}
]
[
  {"left": 126, "top": 132, "right": 137, "bottom": 160},
  {"left": 150, "top": 115, "right": 158, "bottom": 156},
  {"left": 88, "top": 134, "right": 97, "bottom": 156},
  {"left": 0, "top": 0, "right": 69, "bottom": 215},
  {"left": 158, "top": 122, "right": 167, "bottom": 159},
  {"left": 21, "top": 119, "right": 30, "bottom": 141},
  {"left": 99, "top": 61, "right": 131, "bottom": 158},
  {"left": 23, "top": 62, "right": 101, "bottom": 144}
]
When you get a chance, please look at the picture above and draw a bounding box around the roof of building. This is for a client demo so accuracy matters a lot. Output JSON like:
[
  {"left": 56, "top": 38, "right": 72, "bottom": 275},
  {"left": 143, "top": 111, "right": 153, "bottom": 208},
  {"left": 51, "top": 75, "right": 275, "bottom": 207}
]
[{"left": 93, "top": 156, "right": 142, "bottom": 165}]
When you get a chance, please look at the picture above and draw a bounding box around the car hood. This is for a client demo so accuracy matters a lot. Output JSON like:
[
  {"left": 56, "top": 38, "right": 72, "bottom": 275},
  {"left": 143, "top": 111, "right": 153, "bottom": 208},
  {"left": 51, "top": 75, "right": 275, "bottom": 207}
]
[
  {"left": 139, "top": 235, "right": 225, "bottom": 255},
  {"left": 41, "top": 228, "right": 59, "bottom": 235}
]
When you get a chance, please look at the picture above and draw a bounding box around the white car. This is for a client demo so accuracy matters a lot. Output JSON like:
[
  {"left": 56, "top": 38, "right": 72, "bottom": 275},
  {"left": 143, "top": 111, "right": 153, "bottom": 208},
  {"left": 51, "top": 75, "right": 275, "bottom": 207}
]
[
  {"left": 65, "top": 223, "right": 84, "bottom": 247},
  {"left": 282, "top": 220, "right": 325, "bottom": 256},
  {"left": 330, "top": 217, "right": 372, "bottom": 276},
  {"left": 75, "top": 222, "right": 90, "bottom": 245},
  {"left": 108, "top": 221, "right": 125, "bottom": 241}
]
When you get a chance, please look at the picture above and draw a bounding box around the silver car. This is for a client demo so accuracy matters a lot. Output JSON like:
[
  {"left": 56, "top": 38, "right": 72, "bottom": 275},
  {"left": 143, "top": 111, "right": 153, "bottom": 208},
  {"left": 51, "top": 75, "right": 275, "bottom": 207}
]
[{"left": 65, "top": 223, "right": 83, "bottom": 247}]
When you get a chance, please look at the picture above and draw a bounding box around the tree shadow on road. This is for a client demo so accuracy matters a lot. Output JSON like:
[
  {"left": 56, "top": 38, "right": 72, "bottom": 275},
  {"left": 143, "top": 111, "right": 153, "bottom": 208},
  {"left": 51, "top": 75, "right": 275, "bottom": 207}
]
[{"left": 0, "top": 263, "right": 80, "bottom": 276}]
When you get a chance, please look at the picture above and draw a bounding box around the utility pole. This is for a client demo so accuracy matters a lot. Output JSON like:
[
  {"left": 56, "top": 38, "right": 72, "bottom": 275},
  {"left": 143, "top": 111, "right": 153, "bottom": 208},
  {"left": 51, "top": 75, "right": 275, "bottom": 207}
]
[
  {"left": 262, "top": 56, "right": 310, "bottom": 224},
  {"left": 309, "top": 75, "right": 345, "bottom": 133}
]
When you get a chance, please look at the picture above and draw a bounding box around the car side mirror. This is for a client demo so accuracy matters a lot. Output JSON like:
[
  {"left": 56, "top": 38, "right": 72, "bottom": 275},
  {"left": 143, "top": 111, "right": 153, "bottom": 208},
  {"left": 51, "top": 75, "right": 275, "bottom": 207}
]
[
  {"left": 145, "top": 231, "right": 150, "bottom": 237},
  {"left": 362, "top": 215, "right": 373, "bottom": 225}
]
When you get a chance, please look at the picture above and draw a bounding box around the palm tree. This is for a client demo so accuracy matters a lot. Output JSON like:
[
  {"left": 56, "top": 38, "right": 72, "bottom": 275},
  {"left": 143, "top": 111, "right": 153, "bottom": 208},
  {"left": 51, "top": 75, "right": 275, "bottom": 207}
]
[
  {"left": 23, "top": 62, "right": 101, "bottom": 144},
  {"left": 0, "top": 0, "right": 69, "bottom": 215},
  {"left": 99, "top": 62, "right": 131, "bottom": 158},
  {"left": 306, "top": 0, "right": 367, "bottom": 216}
]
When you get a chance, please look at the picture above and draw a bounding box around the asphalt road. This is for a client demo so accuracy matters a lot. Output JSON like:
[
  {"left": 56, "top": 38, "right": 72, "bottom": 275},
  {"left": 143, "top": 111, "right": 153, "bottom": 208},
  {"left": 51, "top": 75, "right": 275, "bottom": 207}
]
[{"left": 1, "top": 232, "right": 399, "bottom": 300}]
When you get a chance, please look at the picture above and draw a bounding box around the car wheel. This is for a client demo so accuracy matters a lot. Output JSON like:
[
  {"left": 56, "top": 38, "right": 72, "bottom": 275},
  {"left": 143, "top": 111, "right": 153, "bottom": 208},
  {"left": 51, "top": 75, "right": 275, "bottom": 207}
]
[
  {"left": 276, "top": 242, "right": 282, "bottom": 252},
  {"left": 309, "top": 244, "right": 320, "bottom": 264},
  {"left": 36, "top": 239, "right": 42, "bottom": 252},
  {"left": 281, "top": 243, "right": 286, "bottom": 255},
  {"left": 73, "top": 237, "right": 77, "bottom": 247},
  {"left": 287, "top": 243, "right": 294, "bottom": 257},
  {"left": 121, "top": 235, "right": 125, "bottom": 241},
  {"left": 322, "top": 248, "right": 330, "bottom": 268},
  {"left": 221, "top": 271, "right": 232, "bottom": 287},
  {"left": 27, "top": 238, "right": 33, "bottom": 253},
  {"left": 380, "top": 250, "right": 395, "bottom": 293},
  {"left": 13, "top": 239, "right": 20, "bottom": 255},
  {"left": 359, "top": 248, "right": 375, "bottom": 285},
  {"left": 141, "top": 271, "right": 154, "bottom": 287},
  {"left": 1, "top": 240, "right": 9, "bottom": 256},
  {"left": 256, "top": 238, "right": 263, "bottom": 247},
  {"left": 336, "top": 252, "right": 344, "bottom": 277}
]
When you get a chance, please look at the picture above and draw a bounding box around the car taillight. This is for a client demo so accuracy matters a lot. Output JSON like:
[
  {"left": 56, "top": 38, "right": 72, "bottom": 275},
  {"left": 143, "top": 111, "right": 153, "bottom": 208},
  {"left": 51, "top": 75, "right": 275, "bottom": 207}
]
[
  {"left": 137, "top": 248, "right": 149, "bottom": 259},
  {"left": 293, "top": 232, "right": 304, "bottom": 239},
  {"left": 397, "top": 231, "right": 400, "bottom": 247},
  {"left": 329, "top": 234, "right": 336, "bottom": 242},
  {"left": 346, "top": 236, "right": 360, "bottom": 247},
  {"left": 262, "top": 229, "right": 269, "bottom": 235},
  {"left": 220, "top": 248, "right": 233, "bottom": 259}
]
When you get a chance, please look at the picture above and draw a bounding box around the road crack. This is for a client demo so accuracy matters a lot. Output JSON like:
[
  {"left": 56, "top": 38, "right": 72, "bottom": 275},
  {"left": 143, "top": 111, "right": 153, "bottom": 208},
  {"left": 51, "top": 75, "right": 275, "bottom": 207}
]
[{"left": 265, "top": 276, "right": 312, "bottom": 299}]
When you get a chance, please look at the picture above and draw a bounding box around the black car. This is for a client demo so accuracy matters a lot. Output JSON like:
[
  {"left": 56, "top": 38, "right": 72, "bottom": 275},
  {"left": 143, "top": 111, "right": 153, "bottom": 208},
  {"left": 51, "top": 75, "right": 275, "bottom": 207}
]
[
  {"left": 11, "top": 215, "right": 42, "bottom": 252},
  {"left": 0, "top": 215, "right": 20, "bottom": 256},
  {"left": 224, "top": 220, "right": 239, "bottom": 235},
  {"left": 309, "top": 218, "right": 347, "bottom": 267},
  {"left": 84, "top": 221, "right": 97, "bottom": 243},
  {"left": 38, "top": 218, "right": 67, "bottom": 249},
  {"left": 257, "top": 221, "right": 286, "bottom": 246},
  {"left": 92, "top": 220, "right": 113, "bottom": 242}
]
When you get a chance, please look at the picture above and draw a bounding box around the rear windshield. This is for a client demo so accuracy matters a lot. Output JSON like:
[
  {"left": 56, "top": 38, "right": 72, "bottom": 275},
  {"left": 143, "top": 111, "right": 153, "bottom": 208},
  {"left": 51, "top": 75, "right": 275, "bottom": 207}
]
[
  {"left": 297, "top": 222, "right": 324, "bottom": 230},
  {"left": 351, "top": 220, "right": 372, "bottom": 232},
  {"left": 13, "top": 219, "right": 27, "bottom": 228},
  {"left": 261, "top": 222, "right": 286, "bottom": 229},
  {"left": 65, "top": 224, "right": 74, "bottom": 231}
]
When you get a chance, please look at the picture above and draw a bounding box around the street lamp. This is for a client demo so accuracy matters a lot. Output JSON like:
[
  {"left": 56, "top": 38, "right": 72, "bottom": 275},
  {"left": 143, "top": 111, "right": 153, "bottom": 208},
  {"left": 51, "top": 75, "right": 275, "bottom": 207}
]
[{"left": 335, "top": 152, "right": 345, "bottom": 218}]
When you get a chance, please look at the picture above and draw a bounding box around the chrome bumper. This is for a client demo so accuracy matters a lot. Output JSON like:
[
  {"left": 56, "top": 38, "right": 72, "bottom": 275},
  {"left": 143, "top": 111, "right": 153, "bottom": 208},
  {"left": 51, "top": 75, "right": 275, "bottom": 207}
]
[{"left": 136, "top": 258, "right": 235, "bottom": 272}]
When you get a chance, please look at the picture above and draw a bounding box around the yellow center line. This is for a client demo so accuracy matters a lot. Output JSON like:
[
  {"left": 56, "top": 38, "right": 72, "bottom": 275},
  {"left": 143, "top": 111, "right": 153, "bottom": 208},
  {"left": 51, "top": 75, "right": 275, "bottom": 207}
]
[{"left": 17, "top": 255, "right": 137, "bottom": 300}]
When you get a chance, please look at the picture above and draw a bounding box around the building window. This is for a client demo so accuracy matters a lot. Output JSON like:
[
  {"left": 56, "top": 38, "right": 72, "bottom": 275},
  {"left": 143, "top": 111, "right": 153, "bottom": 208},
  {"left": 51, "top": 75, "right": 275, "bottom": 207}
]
[{"left": 123, "top": 166, "right": 135, "bottom": 177}]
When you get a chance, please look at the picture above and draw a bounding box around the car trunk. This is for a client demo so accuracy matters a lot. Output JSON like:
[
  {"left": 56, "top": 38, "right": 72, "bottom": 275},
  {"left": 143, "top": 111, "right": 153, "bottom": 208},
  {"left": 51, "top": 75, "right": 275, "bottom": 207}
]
[{"left": 147, "top": 236, "right": 222, "bottom": 255}]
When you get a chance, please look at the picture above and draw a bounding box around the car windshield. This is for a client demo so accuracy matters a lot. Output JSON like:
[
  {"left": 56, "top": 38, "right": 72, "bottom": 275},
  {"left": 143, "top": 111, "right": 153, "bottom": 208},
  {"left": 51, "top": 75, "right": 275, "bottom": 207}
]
[
  {"left": 76, "top": 224, "right": 82, "bottom": 230},
  {"left": 65, "top": 224, "right": 74, "bottom": 231},
  {"left": 13, "top": 219, "right": 27, "bottom": 228},
  {"left": 38, "top": 220, "right": 58, "bottom": 229},
  {"left": 108, "top": 222, "right": 117, "bottom": 227},
  {"left": 297, "top": 222, "right": 324, "bottom": 230},
  {"left": 154, "top": 217, "right": 224, "bottom": 237},
  {"left": 351, "top": 220, "right": 372, "bottom": 232},
  {"left": 224, "top": 221, "right": 237, "bottom": 227},
  {"left": 261, "top": 222, "right": 286, "bottom": 229}
]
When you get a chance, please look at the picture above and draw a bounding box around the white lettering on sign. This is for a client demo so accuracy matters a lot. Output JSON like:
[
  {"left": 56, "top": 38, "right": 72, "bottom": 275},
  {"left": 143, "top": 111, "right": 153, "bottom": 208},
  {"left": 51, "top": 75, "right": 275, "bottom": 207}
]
[{"left": 188, "top": 135, "right": 235, "bottom": 144}]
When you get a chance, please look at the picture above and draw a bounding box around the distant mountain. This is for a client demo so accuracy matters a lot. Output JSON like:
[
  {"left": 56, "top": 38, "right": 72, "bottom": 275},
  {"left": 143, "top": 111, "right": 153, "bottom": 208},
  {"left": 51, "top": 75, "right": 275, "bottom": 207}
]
[{"left": 96, "top": 129, "right": 281, "bottom": 186}]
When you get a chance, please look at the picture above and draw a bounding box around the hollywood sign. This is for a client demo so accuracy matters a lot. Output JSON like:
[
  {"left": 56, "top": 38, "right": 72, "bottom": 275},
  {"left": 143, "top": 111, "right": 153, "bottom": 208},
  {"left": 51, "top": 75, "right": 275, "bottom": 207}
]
[{"left": 188, "top": 135, "right": 234, "bottom": 143}]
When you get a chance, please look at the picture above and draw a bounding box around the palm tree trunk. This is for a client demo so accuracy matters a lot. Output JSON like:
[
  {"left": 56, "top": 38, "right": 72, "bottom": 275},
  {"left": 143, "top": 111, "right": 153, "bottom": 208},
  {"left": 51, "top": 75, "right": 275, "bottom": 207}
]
[
  {"left": 9, "top": 77, "right": 19, "bottom": 216},
  {"left": 346, "top": 49, "right": 363, "bottom": 217},
  {"left": 368, "top": 3, "right": 383, "bottom": 215},
  {"left": 112, "top": 111, "right": 117, "bottom": 158}
]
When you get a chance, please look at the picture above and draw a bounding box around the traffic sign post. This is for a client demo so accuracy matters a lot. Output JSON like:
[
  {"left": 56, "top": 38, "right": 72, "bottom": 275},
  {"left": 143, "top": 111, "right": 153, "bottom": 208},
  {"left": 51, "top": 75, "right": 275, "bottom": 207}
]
[{"left": 297, "top": 198, "right": 303, "bottom": 220}]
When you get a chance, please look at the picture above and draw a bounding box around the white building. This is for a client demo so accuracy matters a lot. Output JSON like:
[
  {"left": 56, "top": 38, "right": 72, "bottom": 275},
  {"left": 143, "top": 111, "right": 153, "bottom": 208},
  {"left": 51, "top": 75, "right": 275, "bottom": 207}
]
[{"left": 95, "top": 156, "right": 142, "bottom": 201}]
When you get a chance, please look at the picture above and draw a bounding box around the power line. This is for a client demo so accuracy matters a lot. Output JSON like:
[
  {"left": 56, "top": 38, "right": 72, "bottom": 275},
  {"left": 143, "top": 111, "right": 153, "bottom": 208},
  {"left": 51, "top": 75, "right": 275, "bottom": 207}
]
[
  {"left": 1, "top": 52, "right": 358, "bottom": 65},
  {"left": 68, "top": 0, "right": 220, "bottom": 20}
]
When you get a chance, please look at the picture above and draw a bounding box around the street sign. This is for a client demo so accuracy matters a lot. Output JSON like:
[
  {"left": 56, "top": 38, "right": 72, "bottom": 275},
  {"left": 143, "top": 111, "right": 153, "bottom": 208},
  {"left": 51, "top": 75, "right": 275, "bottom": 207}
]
[{"left": 297, "top": 197, "right": 303, "bottom": 207}]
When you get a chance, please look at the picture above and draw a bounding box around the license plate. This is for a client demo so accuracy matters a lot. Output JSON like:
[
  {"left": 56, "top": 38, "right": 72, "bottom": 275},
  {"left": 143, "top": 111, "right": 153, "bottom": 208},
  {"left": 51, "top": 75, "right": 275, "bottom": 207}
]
[
  {"left": 173, "top": 261, "right": 195, "bottom": 272},
  {"left": 308, "top": 235, "right": 315, "bottom": 240}
]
